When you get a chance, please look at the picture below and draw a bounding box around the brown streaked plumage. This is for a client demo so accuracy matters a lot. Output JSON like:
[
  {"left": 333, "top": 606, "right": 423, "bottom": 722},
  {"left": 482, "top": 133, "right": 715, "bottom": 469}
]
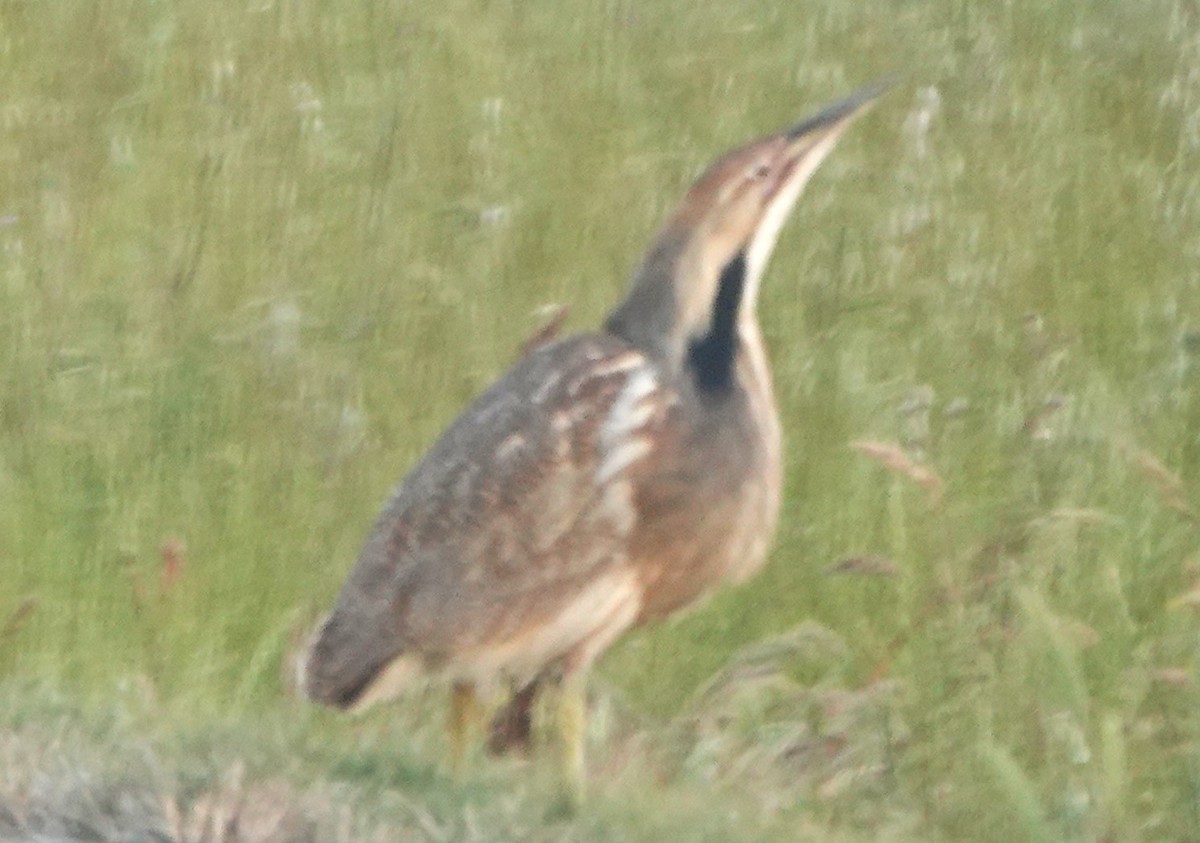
[{"left": 302, "top": 84, "right": 885, "bottom": 801}]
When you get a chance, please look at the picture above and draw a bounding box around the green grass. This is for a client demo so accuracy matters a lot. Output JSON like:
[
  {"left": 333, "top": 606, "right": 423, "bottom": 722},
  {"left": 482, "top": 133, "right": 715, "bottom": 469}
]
[{"left": 2, "top": 0, "right": 1200, "bottom": 838}]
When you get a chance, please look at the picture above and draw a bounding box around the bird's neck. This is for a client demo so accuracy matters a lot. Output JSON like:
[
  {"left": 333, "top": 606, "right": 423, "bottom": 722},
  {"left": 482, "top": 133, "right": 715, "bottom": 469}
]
[
  {"left": 605, "top": 232, "right": 760, "bottom": 395},
  {"left": 684, "top": 250, "right": 747, "bottom": 392}
]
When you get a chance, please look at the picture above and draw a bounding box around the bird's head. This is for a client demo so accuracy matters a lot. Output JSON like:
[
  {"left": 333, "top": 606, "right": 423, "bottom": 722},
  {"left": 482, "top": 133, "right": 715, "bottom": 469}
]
[{"left": 606, "top": 83, "right": 886, "bottom": 373}]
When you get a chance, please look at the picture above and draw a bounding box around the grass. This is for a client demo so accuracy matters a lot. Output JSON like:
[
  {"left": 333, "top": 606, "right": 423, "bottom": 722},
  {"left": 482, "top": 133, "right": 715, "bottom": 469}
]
[{"left": 2, "top": 0, "right": 1200, "bottom": 838}]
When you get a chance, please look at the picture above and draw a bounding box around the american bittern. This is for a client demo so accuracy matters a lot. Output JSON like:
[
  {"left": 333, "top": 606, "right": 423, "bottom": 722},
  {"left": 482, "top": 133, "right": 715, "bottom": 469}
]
[{"left": 302, "top": 84, "right": 883, "bottom": 803}]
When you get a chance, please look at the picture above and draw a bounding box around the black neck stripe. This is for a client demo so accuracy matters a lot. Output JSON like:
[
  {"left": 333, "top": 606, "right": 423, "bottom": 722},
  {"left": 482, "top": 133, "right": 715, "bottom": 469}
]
[{"left": 687, "top": 251, "right": 746, "bottom": 393}]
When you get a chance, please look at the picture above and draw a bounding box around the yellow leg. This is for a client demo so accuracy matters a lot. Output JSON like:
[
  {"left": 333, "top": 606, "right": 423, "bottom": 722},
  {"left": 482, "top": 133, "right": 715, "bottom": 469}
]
[
  {"left": 553, "top": 671, "right": 588, "bottom": 810},
  {"left": 447, "top": 681, "right": 480, "bottom": 777}
]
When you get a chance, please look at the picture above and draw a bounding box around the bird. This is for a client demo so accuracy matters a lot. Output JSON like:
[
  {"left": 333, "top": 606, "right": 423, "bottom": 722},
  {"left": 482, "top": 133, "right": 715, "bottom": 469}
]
[{"left": 301, "top": 83, "right": 884, "bottom": 804}]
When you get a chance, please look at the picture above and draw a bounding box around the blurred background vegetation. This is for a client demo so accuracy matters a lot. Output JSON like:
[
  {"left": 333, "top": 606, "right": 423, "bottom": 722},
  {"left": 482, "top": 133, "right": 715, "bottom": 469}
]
[{"left": 1, "top": 0, "right": 1199, "bottom": 839}]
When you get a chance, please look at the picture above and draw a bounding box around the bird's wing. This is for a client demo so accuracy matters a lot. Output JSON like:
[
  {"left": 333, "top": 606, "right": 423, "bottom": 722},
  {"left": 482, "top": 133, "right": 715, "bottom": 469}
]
[{"left": 308, "top": 333, "right": 676, "bottom": 700}]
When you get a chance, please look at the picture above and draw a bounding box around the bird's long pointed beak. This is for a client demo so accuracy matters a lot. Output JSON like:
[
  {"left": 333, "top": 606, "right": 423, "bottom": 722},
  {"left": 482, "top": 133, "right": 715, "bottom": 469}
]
[
  {"left": 784, "top": 79, "right": 892, "bottom": 143},
  {"left": 741, "top": 81, "right": 889, "bottom": 301},
  {"left": 758, "top": 80, "right": 890, "bottom": 206}
]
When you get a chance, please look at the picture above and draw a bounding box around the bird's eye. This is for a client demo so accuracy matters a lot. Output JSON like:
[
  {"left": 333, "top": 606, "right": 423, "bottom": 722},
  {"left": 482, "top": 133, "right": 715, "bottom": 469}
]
[{"left": 751, "top": 163, "right": 772, "bottom": 180}]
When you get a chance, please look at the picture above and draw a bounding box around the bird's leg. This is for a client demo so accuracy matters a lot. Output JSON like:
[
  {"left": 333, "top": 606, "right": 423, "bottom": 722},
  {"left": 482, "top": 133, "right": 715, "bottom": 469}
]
[
  {"left": 552, "top": 669, "right": 589, "bottom": 810},
  {"left": 488, "top": 678, "right": 539, "bottom": 757},
  {"left": 447, "top": 680, "right": 480, "bottom": 776}
]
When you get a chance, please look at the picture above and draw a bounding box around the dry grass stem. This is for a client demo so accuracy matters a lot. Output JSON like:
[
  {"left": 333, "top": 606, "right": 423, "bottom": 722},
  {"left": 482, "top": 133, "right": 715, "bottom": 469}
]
[{"left": 850, "top": 440, "right": 944, "bottom": 503}]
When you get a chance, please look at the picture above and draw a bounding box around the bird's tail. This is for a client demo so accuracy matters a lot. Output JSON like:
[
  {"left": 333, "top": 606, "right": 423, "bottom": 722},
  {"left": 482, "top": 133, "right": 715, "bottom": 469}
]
[{"left": 299, "top": 609, "right": 416, "bottom": 713}]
